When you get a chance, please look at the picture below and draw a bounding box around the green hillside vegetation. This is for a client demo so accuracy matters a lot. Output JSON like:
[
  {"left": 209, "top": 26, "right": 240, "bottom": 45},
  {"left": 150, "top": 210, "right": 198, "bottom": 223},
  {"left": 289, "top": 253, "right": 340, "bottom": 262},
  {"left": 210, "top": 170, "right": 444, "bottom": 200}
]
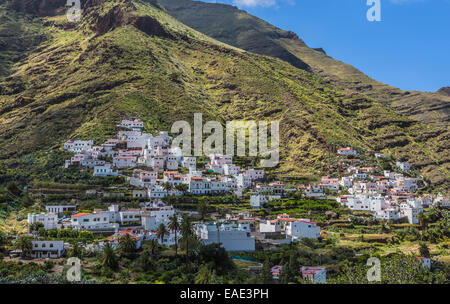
[{"left": 0, "top": 0, "right": 448, "bottom": 190}]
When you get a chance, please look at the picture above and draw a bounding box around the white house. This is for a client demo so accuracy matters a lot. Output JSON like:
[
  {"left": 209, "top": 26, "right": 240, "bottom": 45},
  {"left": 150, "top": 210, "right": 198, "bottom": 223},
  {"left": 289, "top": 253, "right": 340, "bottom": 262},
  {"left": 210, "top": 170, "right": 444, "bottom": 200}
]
[
  {"left": 31, "top": 241, "right": 65, "bottom": 259},
  {"left": 375, "top": 208, "right": 399, "bottom": 221},
  {"left": 113, "top": 156, "right": 136, "bottom": 168},
  {"left": 195, "top": 222, "right": 255, "bottom": 251},
  {"left": 119, "top": 209, "right": 141, "bottom": 224},
  {"left": 93, "top": 163, "right": 118, "bottom": 176},
  {"left": 182, "top": 157, "right": 197, "bottom": 170},
  {"left": 118, "top": 118, "right": 144, "bottom": 130},
  {"left": 236, "top": 174, "right": 252, "bottom": 189},
  {"left": 209, "top": 154, "right": 233, "bottom": 166},
  {"left": 337, "top": 147, "right": 359, "bottom": 156},
  {"left": 243, "top": 169, "right": 265, "bottom": 181},
  {"left": 286, "top": 220, "right": 320, "bottom": 239},
  {"left": 28, "top": 213, "right": 59, "bottom": 230},
  {"left": 339, "top": 176, "right": 353, "bottom": 189},
  {"left": 141, "top": 203, "right": 175, "bottom": 231},
  {"left": 259, "top": 220, "right": 281, "bottom": 233},
  {"left": 71, "top": 212, "right": 119, "bottom": 232},
  {"left": 45, "top": 205, "right": 76, "bottom": 216},
  {"left": 223, "top": 164, "right": 241, "bottom": 176},
  {"left": 63, "top": 140, "right": 94, "bottom": 152},
  {"left": 189, "top": 178, "right": 211, "bottom": 195}
]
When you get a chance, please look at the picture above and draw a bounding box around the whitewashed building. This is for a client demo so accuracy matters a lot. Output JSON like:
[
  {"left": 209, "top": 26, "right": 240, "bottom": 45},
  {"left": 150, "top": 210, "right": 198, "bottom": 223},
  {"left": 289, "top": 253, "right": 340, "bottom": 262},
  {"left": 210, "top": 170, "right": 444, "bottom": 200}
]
[
  {"left": 28, "top": 213, "right": 59, "bottom": 230},
  {"left": 93, "top": 164, "right": 118, "bottom": 176},
  {"left": 45, "top": 205, "right": 76, "bottom": 216},
  {"left": 63, "top": 140, "right": 94, "bottom": 153},
  {"left": 259, "top": 220, "right": 281, "bottom": 233},
  {"left": 31, "top": 241, "right": 65, "bottom": 259},
  {"left": 286, "top": 220, "right": 320, "bottom": 239},
  {"left": 195, "top": 222, "right": 255, "bottom": 251}
]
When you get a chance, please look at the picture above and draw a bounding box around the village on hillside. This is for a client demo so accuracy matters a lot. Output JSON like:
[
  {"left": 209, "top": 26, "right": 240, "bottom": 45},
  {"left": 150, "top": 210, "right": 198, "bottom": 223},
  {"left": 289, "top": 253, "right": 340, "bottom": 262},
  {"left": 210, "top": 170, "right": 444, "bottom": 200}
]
[{"left": 1, "top": 118, "right": 448, "bottom": 284}]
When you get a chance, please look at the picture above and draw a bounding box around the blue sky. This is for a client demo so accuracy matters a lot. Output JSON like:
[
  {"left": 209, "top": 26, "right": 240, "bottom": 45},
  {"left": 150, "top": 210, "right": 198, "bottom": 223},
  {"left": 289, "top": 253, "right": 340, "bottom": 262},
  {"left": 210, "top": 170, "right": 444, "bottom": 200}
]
[{"left": 203, "top": 0, "right": 449, "bottom": 92}]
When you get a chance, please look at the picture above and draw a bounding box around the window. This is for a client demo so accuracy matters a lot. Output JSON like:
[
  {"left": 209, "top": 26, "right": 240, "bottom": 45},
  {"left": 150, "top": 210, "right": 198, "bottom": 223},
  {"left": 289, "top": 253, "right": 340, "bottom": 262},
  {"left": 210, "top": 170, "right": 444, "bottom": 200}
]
[{"left": 50, "top": 244, "right": 54, "bottom": 248}]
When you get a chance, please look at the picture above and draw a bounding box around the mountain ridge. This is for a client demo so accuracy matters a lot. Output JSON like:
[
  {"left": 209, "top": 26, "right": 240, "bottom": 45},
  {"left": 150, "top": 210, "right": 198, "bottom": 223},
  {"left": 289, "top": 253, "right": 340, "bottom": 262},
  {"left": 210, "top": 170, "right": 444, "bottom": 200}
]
[{"left": 157, "top": 0, "right": 450, "bottom": 125}]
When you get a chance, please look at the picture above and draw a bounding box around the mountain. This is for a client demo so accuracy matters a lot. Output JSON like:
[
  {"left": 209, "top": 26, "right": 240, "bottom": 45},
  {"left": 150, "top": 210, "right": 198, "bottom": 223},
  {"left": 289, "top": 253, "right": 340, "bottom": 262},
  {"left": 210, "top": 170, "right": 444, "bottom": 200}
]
[
  {"left": 157, "top": 0, "right": 450, "bottom": 125},
  {"left": 0, "top": 0, "right": 448, "bottom": 189}
]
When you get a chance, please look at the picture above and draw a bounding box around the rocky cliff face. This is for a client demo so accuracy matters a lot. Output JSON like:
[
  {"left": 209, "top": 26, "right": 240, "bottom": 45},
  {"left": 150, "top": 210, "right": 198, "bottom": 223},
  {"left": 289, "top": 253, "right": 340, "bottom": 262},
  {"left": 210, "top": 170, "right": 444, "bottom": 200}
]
[{"left": 438, "top": 87, "right": 450, "bottom": 96}]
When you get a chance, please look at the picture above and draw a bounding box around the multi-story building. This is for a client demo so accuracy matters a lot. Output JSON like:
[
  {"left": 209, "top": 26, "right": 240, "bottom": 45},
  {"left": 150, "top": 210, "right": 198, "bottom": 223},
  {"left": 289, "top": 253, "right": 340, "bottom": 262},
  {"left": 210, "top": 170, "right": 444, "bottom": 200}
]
[
  {"left": 31, "top": 241, "right": 65, "bottom": 259},
  {"left": 27, "top": 212, "right": 59, "bottom": 230}
]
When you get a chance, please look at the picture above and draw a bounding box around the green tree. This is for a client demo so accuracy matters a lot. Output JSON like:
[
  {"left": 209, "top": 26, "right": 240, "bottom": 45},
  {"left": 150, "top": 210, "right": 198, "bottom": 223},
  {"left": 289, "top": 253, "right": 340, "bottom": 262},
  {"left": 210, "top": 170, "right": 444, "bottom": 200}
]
[
  {"left": 29, "top": 222, "right": 44, "bottom": 233},
  {"left": 156, "top": 223, "right": 168, "bottom": 245},
  {"left": 14, "top": 236, "right": 33, "bottom": 258},
  {"left": 278, "top": 264, "right": 289, "bottom": 284},
  {"left": 163, "top": 182, "right": 173, "bottom": 192},
  {"left": 419, "top": 242, "right": 431, "bottom": 258},
  {"left": 137, "top": 250, "right": 154, "bottom": 272},
  {"left": 118, "top": 234, "right": 137, "bottom": 258},
  {"left": 180, "top": 215, "right": 194, "bottom": 269},
  {"left": 101, "top": 243, "right": 118, "bottom": 271},
  {"left": 286, "top": 252, "right": 300, "bottom": 283},
  {"left": 146, "top": 239, "right": 161, "bottom": 257},
  {"left": 260, "top": 257, "right": 274, "bottom": 284},
  {"left": 418, "top": 213, "right": 429, "bottom": 231},
  {"left": 0, "top": 231, "right": 7, "bottom": 251},
  {"left": 168, "top": 215, "right": 180, "bottom": 257},
  {"left": 175, "top": 183, "right": 189, "bottom": 193},
  {"left": 197, "top": 201, "right": 209, "bottom": 220},
  {"left": 198, "top": 243, "right": 234, "bottom": 275},
  {"left": 6, "top": 182, "right": 22, "bottom": 197},
  {"left": 194, "top": 264, "right": 219, "bottom": 284},
  {"left": 68, "top": 243, "right": 85, "bottom": 259}
]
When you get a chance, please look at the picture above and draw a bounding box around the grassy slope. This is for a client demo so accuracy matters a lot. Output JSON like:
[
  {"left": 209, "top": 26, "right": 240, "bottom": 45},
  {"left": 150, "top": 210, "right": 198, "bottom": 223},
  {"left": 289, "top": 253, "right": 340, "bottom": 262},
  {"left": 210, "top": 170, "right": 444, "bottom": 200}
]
[{"left": 0, "top": 0, "right": 448, "bottom": 189}]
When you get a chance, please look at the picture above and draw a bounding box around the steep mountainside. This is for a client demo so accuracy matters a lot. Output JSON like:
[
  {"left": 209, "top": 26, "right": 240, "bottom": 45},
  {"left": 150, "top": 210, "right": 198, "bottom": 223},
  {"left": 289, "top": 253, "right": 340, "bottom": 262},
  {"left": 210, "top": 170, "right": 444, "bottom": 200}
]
[
  {"left": 0, "top": 0, "right": 448, "bottom": 188},
  {"left": 158, "top": 0, "right": 450, "bottom": 125}
]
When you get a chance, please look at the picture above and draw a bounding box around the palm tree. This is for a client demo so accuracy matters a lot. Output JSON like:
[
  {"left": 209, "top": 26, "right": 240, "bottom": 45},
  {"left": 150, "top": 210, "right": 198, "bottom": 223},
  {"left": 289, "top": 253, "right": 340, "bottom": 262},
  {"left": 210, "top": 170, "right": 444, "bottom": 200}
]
[
  {"left": 69, "top": 242, "right": 84, "bottom": 259},
  {"left": 163, "top": 182, "right": 173, "bottom": 192},
  {"left": 156, "top": 223, "right": 168, "bottom": 245},
  {"left": 148, "top": 239, "right": 160, "bottom": 256},
  {"left": 181, "top": 215, "right": 193, "bottom": 269},
  {"left": 118, "top": 234, "right": 137, "bottom": 258},
  {"left": 418, "top": 213, "right": 429, "bottom": 232},
  {"left": 168, "top": 215, "right": 180, "bottom": 257},
  {"left": 101, "top": 243, "right": 118, "bottom": 270}
]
